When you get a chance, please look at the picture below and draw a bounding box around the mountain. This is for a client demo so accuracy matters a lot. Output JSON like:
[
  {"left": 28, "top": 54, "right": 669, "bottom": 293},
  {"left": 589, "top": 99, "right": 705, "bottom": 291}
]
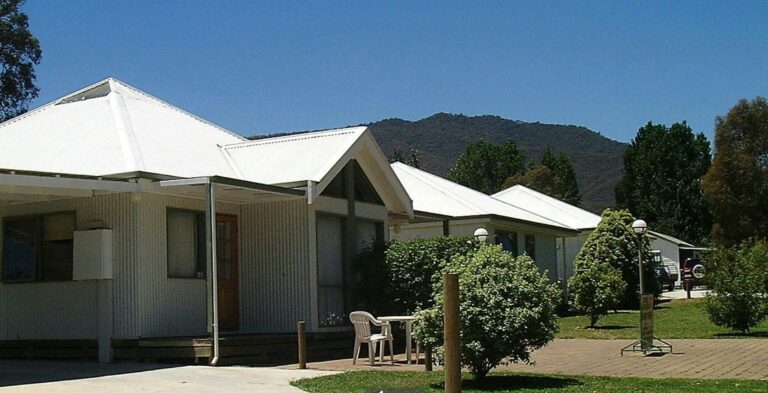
[{"left": 252, "top": 113, "right": 627, "bottom": 213}]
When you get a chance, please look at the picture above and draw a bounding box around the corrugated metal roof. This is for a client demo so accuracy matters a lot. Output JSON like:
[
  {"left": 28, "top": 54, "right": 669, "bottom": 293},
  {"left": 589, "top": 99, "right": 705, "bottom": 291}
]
[
  {"left": 391, "top": 162, "right": 574, "bottom": 230},
  {"left": 649, "top": 231, "right": 695, "bottom": 247},
  {"left": 0, "top": 78, "right": 245, "bottom": 179},
  {"left": 0, "top": 78, "right": 413, "bottom": 216},
  {"left": 222, "top": 127, "right": 367, "bottom": 185},
  {"left": 492, "top": 185, "right": 601, "bottom": 230}
]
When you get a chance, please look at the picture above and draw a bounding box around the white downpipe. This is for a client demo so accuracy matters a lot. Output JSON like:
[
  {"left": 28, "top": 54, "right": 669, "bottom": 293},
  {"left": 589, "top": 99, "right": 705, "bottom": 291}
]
[{"left": 208, "top": 183, "right": 220, "bottom": 366}]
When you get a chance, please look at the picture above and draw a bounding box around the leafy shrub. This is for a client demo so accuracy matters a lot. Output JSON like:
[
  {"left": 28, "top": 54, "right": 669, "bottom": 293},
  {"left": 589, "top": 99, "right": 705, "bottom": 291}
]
[
  {"left": 414, "top": 245, "right": 560, "bottom": 379},
  {"left": 351, "top": 241, "right": 392, "bottom": 316},
  {"left": 568, "top": 261, "right": 626, "bottom": 327},
  {"left": 385, "top": 236, "right": 478, "bottom": 315},
  {"left": 703, "top": 242, "right": 768, "bottom": 333},
  {"left": 571, "top": 209, "right": 658, "bottom": 309}
]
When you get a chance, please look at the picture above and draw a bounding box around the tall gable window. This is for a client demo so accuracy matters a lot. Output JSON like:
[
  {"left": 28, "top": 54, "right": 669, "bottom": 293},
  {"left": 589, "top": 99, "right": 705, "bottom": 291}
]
[
  {"left": 2, "top": 212, "right": 75, "bottom": 282},
  {"left": 167, "top": 209, "right": 206, "bottom": 279}
]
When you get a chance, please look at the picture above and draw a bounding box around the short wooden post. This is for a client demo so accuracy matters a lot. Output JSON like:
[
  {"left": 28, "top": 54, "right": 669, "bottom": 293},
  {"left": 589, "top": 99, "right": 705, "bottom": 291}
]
[
  {"left": 424, "top": 347, "right": 433, "bottom": 371},
  {"left": 443, "top": 273, "right": 461, "bottom": 392},
  {"left": 297, "top": 321, "right": 307, "bottom": 369}
]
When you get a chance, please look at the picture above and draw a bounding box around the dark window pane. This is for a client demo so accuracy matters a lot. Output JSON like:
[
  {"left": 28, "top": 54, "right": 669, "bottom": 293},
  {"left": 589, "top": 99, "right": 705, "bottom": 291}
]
[
  {"left": 41, "top": 240, "right": 73, "bottom": 281},
  {"left": 495, "top": 231, "right": 518, "bottom": 256},
  {"left": 525, "top": 234, "right": 536, "bottom": 260},
  {"left": 40, "top": 213, "right": 74, "bottom": 281},
  {"left": 3, "top": 218, "right": 39, "bottom": 281}
]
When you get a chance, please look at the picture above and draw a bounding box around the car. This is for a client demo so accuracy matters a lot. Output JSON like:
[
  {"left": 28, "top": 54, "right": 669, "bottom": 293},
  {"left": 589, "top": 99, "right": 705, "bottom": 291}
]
[
  {"left": 655, "top": 265, "right": 674, "bottom": 291},
  {"left": 682, "top": 258, "right": 706, "bottom": 289}
]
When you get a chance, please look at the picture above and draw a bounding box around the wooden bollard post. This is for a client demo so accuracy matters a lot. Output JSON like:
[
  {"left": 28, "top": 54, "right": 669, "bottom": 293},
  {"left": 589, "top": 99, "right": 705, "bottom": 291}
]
[
  {"left": 297, "top": 321, "right": 307, "bottom": 369},
  {"left": 424, "top": 347, "right": 433, "bottom": 371},
  {"left": 443, "top": 273, "right": 461, "bottom": 392}
]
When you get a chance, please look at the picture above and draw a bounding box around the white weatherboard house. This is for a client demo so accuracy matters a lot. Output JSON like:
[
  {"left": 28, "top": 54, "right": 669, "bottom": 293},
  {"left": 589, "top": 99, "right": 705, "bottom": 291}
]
[
  {"left": 493, "top": 184, "right": 697, "bottom": 287},
  {"left": 389, "top": 163, "right": 578, "bottom": 283},
  {"left": 0, "top": 78, "right": 412, "bottom": 363}
]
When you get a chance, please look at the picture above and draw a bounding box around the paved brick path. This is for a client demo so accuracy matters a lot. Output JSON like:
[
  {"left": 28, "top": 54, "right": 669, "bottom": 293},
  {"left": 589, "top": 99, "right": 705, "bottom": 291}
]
[{"left": 299, "top": 339, "right": 768, "bottom": 380}]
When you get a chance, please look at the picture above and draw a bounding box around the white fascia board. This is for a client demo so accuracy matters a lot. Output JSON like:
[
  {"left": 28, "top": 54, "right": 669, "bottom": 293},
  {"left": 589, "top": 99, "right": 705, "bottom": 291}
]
[
  {"left": 0, "top": 173, "right": 140, "bottom": 193},
  {"left": 158, "top": 177, "right": 211, "bottom": 187}
]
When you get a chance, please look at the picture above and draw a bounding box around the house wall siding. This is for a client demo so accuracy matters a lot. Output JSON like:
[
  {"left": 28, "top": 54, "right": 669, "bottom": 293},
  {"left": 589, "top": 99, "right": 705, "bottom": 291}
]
[
  {"left": 135, "top": 193, "right": 240, "bottom": 338},
  {"left": 240, "top": 199, "right": 311, "bottom": 333},
  {"left": 0, "top": 193, "right": 139, "bottom": 339}
]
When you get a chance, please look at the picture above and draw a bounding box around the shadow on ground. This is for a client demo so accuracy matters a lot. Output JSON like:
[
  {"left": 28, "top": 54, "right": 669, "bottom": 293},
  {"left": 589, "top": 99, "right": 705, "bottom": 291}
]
[
  {"left": 430, "top": 374, "right": 582, "bottom": 391},
  {"left": 714, "top": 331, "right": 768, "bottom": 338},
  {"left": 0, "top": 359, "right": 179, "bottom": 387}
]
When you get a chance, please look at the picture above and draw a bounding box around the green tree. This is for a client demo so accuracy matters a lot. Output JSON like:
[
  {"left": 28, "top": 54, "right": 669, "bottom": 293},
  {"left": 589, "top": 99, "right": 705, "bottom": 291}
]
[
  {"left": 568, "top": 260, "right": 626, "bottom": 327},
  {"left": 541, "top": 147, "right": 582, "bottom": 205},
  {"left": 503, "top": 165, "right": 559, "bottom": 195},
  {"left": 502, "top": 147, "right": 582, "bottom": 205},
  {"left": 391, "top": 147, "right": 422, "bottom": 169},
  {"left": 615, "top": 122, "right": 712, "bottom": 244},
  {"left": 703, "top": 242, "right": 768, "bottom": 333},
  {"left": 448, "top": 139, "right": 526, "bottom": 194},
  {"left": 702, "top": 97, "right": 768, "bottom": 246},
  {"left": 0, "top": 0, "right": 41, "bottom": 121},
  {"left": 571, "top": 209, "right": 658, "bottom": 309},
  {"left": 415, "top": 245, "right": 559, "bottom": 379},
  {"left": 382, "top": 236, "right": 478, "bottom": 315}
]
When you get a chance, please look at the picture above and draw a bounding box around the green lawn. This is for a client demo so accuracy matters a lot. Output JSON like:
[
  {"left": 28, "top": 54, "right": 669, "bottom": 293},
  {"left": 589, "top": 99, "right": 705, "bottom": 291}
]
[
  {"left": 556, "top": 298, "right": 768, "bottom": 339},
  {"left": 292, "top": 371, "right": 768, "bottom": 393}
]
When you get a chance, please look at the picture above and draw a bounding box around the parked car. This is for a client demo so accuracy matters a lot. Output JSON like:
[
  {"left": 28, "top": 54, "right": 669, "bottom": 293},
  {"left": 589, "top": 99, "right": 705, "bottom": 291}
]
[
  {"left": 655, "top": 265, "right": 675, "bottom": 291},
  {"left": 682, "top": 258, "right": 706, "bottom": 289}
]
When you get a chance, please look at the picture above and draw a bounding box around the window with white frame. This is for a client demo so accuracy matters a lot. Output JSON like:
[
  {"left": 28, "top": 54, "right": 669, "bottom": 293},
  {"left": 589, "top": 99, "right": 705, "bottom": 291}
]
[{"left": 167, "top": 209, "right": 206, "bottom": 279}]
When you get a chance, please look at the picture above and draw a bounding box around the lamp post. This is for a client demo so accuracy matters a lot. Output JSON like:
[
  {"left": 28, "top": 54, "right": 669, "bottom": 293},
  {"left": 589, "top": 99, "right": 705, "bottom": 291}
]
[
  {"left": 632, "top": 219, "right": 648, "bottom": 295},
  {"left": 473, "top": 227, "right": 488, "bottom": 243}
]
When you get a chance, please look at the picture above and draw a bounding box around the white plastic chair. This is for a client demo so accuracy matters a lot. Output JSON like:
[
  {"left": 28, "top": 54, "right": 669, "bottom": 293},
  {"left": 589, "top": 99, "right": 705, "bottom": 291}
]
[{"left": 350, "top": 311, "right": 394, "bottom": 365}]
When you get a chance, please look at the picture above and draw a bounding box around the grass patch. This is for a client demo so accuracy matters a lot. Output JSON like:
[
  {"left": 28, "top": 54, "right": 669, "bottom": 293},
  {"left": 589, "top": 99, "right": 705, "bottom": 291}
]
[
  {"left": 292, "top": 371, "right": 768, "bottom": 392},
  {"left": 557, "top": 298, "right": 768, "bottom": 339}
]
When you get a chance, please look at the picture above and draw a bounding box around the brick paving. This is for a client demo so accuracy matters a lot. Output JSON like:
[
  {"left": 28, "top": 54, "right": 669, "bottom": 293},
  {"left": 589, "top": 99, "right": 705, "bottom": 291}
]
[{"left": 294, "top": 339, "right": 768, "bottom": 380}]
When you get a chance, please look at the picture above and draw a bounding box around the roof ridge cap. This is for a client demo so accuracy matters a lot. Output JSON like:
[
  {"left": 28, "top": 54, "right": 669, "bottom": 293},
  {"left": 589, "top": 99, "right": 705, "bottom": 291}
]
[
  {"left": 224, "top": 127, "right": 366, "bottom": 150},
  {"left": 108, "top": 78, "right": 246, "bottom": 142}
]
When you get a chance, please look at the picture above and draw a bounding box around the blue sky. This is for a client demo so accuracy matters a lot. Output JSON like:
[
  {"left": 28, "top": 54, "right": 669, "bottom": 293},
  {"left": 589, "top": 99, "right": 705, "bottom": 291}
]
[{"left": 23, "top": 1, "right": 768, "bottom": 142}]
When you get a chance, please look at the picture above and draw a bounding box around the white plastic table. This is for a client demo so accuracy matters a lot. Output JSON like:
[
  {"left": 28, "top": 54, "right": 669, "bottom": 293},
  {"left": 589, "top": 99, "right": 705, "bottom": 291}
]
[{"left": 379, "top": 315, "right": 417, "bottom": 364}]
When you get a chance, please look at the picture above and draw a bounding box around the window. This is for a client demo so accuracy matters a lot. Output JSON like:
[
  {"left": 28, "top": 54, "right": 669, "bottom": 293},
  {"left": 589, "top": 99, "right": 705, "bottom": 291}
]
[
  {"left": 320, "top": 160, "right": 384, "bottom": 205},
  {"left": 525, "top": 234, "right": 536, "bottom": 260},
  {"left": 495, "top": 231, "right": 518, "bottom": 256},
  {"left": 317, "top": 214, "right": 346, "bottom": 327},
  {"left": 167, "top": 209, "right": 206, "bottom": 278},
  {"left": 2, "top": 212, "right": 75, "bottom": 282},
  {"left": 356, "top": 219, "right": 384, "bottom": 253}
]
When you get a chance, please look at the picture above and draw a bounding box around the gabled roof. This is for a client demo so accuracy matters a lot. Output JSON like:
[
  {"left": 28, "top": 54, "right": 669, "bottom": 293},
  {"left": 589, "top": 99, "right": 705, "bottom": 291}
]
[
  {"left": 223, "top": 127, "right": 366, "bottom": 186},
  {"left": 492, "top": 185, "right": 601, "bottom": 230},
  {"left": 224, "top": 127, "right": 413, "bottom": 217},
  {"left": 391, "top": 162, "right": 574, "bottom": 232},
  {"left": 0, "top": 78, "right": 245, "bottom": 179},
  {"left": 648, "top": 231, "right": 695, "bottom": 247}
]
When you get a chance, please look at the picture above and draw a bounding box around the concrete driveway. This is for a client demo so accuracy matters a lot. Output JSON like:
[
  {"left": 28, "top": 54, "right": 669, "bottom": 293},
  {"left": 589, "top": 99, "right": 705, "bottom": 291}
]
[{"left": 0, "top": 360, "right": 336, "bottom": 392}]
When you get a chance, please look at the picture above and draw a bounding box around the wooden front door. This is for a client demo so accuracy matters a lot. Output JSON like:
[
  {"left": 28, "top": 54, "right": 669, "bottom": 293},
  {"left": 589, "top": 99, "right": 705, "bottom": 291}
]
[{"left": 216, "top": 214, "right": 239, "bottom": 330}]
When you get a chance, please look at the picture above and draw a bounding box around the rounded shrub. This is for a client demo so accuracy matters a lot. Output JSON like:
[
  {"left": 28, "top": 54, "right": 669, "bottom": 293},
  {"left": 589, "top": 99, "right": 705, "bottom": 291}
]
[
  {"left": 414, "top": 244, "right": 560, "bottom": 379},
  {"left": 703, "top": 241, "right": 768, "bottom": 334}
]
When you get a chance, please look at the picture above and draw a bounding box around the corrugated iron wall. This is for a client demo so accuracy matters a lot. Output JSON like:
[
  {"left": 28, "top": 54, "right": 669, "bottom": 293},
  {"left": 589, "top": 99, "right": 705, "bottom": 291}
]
[
  {"left": 240, "top": 199, "right": 310, "bottom": 333},
  {"left": 0, "top": 193, "right": 139, "bottom": 339},
  {"left": 136, "top": 193, "right": 239, "bottom": 338}
]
